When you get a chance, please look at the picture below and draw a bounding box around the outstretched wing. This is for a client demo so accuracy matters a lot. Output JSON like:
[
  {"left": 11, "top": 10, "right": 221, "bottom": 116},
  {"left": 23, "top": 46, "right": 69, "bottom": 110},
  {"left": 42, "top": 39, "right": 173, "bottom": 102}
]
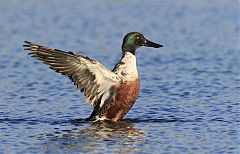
[{"left": 23, "top": 41, "right": 121, "bottom": 106}]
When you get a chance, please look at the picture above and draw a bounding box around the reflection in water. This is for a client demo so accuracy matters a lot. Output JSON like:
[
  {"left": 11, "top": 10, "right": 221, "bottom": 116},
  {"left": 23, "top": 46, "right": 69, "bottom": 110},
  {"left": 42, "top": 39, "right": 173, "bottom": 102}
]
[{"left": 39, "top": 120, "right": 146, "bottom": 153}]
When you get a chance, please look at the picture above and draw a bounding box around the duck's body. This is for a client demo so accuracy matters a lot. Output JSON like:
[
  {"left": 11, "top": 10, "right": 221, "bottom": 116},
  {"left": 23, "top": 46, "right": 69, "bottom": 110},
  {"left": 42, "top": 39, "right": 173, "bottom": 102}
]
[
  {"left": 23, "top": 32, "right": 163, "bottom": 122},
  {"left": 87, "top": 52, "right": 140, "bottom": 121}
]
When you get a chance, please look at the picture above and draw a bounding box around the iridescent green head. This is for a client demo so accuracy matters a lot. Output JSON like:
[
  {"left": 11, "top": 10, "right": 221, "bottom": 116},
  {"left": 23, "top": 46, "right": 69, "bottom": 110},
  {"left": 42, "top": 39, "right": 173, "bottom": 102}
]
[{"left": 121, "top": 32, "right": 163, "bottom": 55}]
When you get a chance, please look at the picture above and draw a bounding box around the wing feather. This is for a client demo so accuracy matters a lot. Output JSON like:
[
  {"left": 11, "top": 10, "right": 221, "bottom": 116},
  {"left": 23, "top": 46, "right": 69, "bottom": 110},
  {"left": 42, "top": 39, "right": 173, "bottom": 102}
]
[{"left": 23, "top": 41, "right": 121, "bottom": 106}]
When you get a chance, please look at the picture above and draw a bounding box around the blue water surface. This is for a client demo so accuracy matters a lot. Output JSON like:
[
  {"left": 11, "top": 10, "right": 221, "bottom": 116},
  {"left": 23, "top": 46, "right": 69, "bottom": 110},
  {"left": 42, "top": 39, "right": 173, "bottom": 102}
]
[{"left": 0, "top": 0, "right": 239, "bottom": 153}]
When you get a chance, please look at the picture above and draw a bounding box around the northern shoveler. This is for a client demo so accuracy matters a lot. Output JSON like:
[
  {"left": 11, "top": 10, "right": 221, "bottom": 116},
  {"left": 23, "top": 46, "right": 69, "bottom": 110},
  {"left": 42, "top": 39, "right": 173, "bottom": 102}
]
[{"left": 23, "top": 32, "right": 163, "bottom": 122}]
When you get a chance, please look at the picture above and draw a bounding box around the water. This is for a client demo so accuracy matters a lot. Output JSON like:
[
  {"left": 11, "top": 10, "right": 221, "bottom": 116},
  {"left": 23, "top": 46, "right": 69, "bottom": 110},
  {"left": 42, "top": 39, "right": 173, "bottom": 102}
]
[{"left": 0, "top": 0, "right": 239, "bottom": 153}]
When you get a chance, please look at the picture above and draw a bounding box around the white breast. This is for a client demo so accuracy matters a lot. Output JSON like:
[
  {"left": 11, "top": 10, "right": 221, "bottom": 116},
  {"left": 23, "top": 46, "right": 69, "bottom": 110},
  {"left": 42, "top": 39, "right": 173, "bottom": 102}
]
[{"left": 113, "top": 52, "right": 138, "bottom": 81}]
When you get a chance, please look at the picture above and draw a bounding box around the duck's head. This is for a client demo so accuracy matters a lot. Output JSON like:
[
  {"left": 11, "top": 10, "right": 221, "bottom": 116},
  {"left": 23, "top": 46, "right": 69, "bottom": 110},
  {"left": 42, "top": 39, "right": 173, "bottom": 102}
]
[{"left": 121, "top": 32, "right": 163, "bottom": 55}]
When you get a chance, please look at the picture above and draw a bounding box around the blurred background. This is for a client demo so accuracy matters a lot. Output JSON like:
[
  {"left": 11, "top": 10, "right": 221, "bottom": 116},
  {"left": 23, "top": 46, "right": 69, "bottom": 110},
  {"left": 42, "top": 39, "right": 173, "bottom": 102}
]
[{"left": 0, "top": 0, "right": 239, "bottom": 153}]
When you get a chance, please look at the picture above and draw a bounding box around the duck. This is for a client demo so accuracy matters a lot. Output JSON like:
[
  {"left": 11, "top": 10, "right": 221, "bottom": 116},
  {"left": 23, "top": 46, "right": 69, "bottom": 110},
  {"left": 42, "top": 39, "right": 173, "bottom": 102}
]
[{"left": 23, "top": 32, "right": 163, "bottom": 122}]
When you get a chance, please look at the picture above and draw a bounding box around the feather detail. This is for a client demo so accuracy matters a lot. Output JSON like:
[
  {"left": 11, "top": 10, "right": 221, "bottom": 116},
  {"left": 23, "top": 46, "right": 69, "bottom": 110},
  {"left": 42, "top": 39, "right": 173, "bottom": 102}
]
[{"left": 23, "top": 41, "right": 121, "bottom": 107}]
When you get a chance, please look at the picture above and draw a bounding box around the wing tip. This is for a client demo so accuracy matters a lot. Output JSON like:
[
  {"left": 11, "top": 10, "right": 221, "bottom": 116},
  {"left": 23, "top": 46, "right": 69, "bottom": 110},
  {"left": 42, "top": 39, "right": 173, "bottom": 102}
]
[
  {"left": 23, "top": 41, "right": 33, "bottom": 50},
  {"left": 24, "top": 40, "right": 31, "bottom": 44},
  {"left": 23, "top": 41, "right": 42, "bottom": 52},
  {"left": 23, "top": 41, "right": 32, "bottom": 47}
]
